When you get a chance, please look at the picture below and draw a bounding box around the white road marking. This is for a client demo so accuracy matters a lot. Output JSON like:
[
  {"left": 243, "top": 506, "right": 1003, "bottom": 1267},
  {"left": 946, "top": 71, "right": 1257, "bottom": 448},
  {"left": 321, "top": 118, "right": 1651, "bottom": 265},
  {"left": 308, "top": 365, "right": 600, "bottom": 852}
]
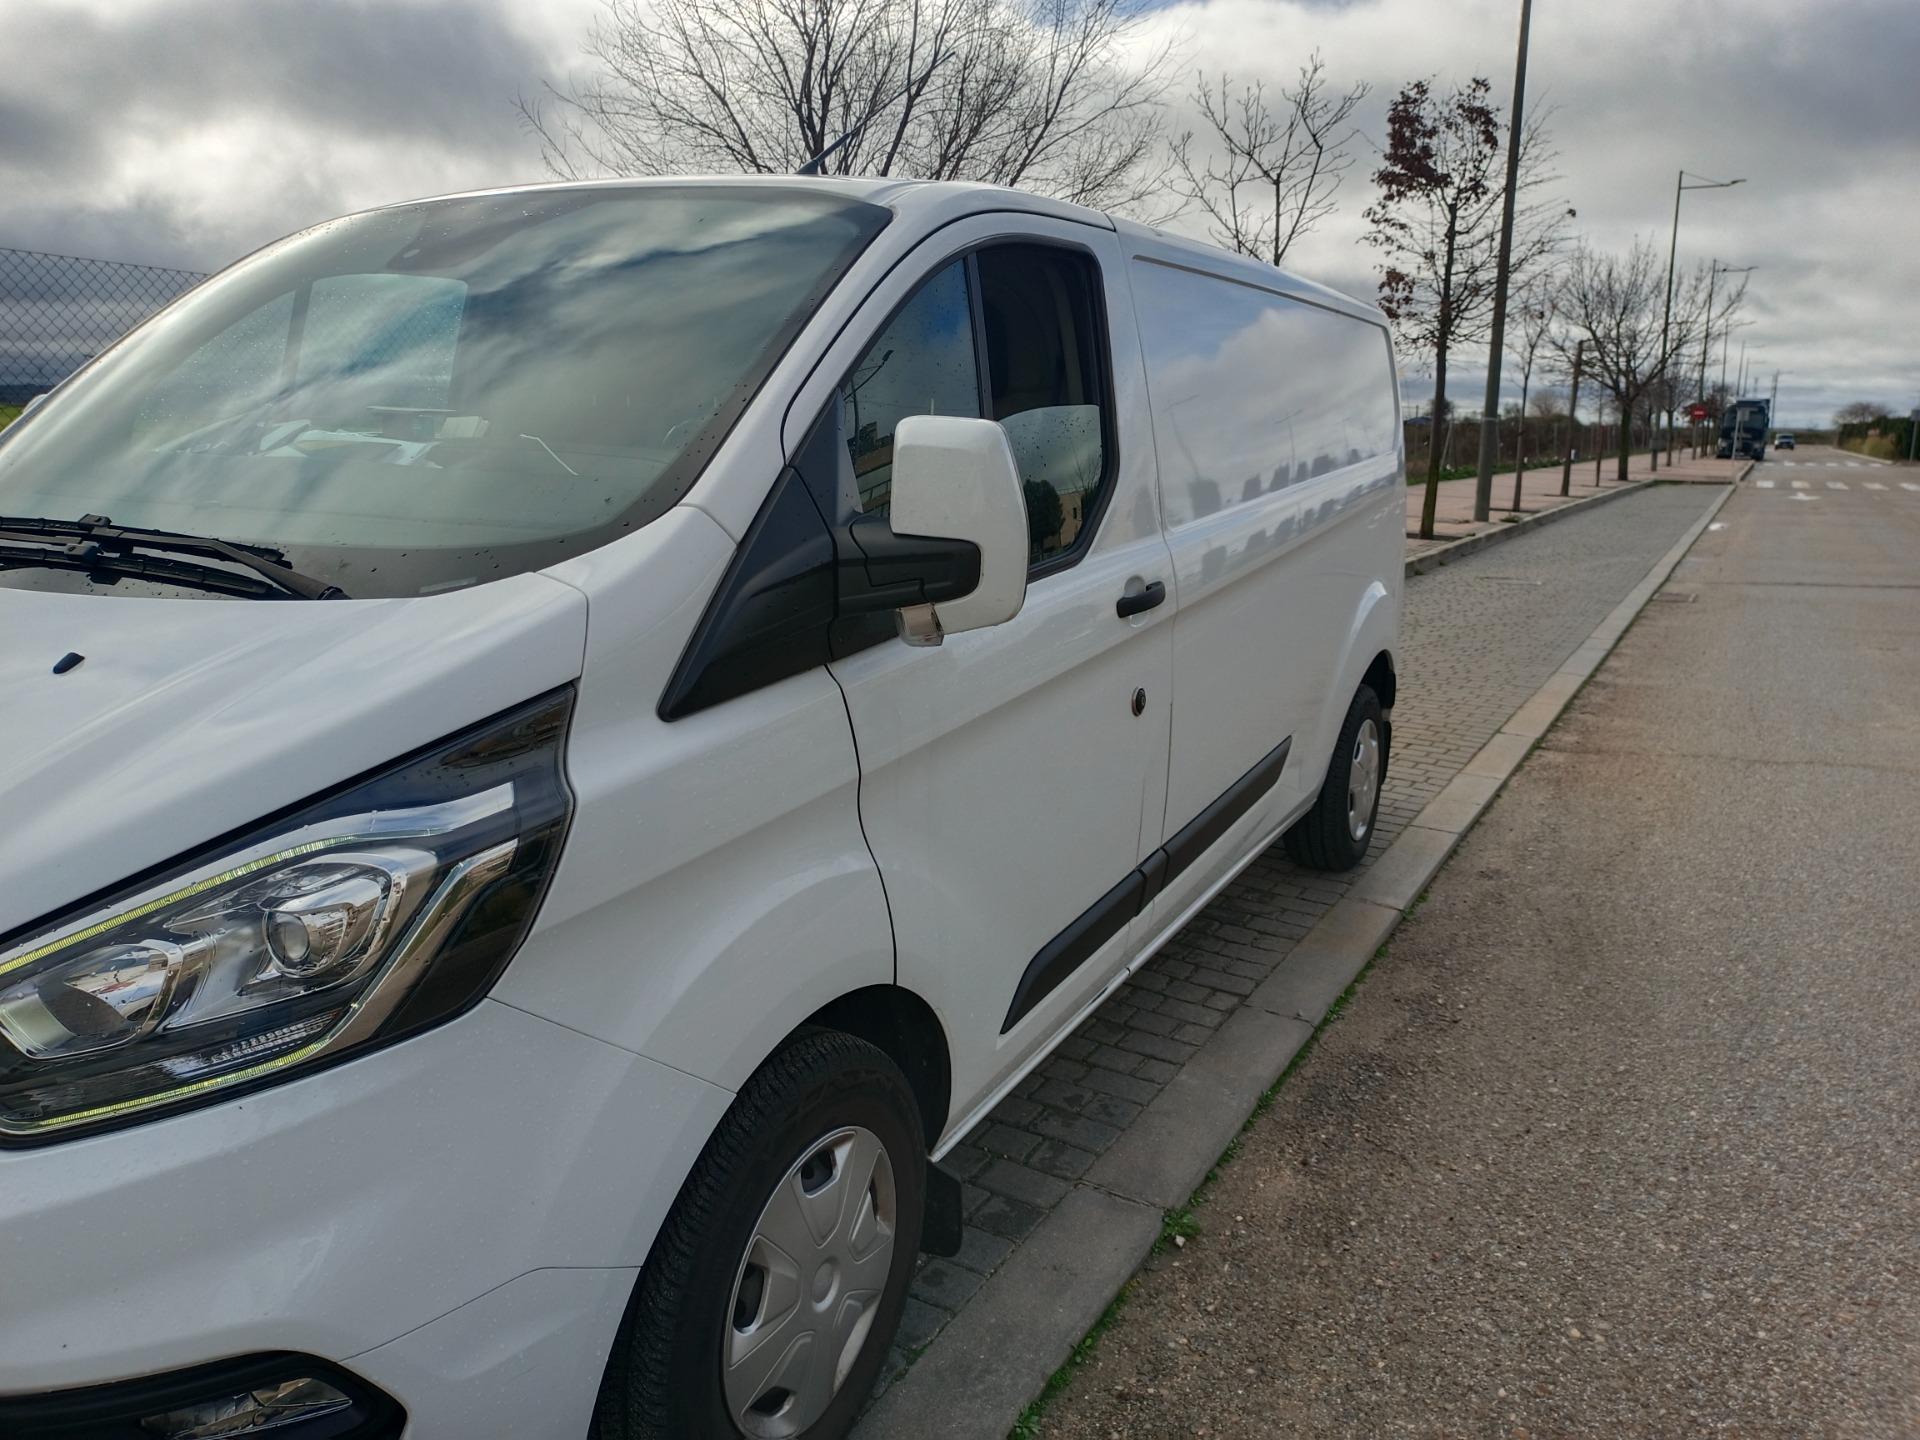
[
  {"left": 1791, "top": 480, "right": 1810, "bottom": 489},
  {"left": 1790, "top": 493, "right": 1819, "bottom": 502},
  {"left": 1755, "top": 479, "right": 1775, "bottom": 488},
  {"left": 1827, "top": 480, "right": 1849, "bottom": 490},
  {"left": 1903, "top": 482, "right": 1920, "bottom": 492},
  {"left": 1865, "top": 481, "right": 1887, "bottom": 491}
]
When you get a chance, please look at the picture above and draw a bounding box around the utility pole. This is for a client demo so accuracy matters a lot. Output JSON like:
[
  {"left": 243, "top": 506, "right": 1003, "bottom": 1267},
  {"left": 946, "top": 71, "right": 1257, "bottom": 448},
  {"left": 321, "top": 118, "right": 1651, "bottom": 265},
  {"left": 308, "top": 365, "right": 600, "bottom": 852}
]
[
  {"left": 1471, "top": 0, "right": 1535, "bottom": 523},
  {"left": 1560, "top": 338, "right": 1584, "bottom": 495}
]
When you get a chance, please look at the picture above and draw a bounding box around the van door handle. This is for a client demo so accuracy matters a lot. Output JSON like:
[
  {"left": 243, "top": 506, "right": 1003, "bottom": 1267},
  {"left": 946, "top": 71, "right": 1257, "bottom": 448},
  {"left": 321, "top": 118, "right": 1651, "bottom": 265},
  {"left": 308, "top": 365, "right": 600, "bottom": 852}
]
[{"left": 1116, "top": 580, "right": 1166, "bottom": 618}]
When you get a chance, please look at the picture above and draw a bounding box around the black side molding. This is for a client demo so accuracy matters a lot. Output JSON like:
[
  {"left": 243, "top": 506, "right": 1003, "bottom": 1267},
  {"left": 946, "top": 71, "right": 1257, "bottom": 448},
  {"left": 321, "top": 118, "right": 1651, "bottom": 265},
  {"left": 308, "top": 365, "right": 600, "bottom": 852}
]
[
  {"left": 1000, "top": 870, "right": 1145, "bottom": 1036},
  {"left": 1149, "top": 735, "right": 1293, "bottom": 907},
  {"left": 1001, "top": 735, "right": 1291, "bottom": 1033}
]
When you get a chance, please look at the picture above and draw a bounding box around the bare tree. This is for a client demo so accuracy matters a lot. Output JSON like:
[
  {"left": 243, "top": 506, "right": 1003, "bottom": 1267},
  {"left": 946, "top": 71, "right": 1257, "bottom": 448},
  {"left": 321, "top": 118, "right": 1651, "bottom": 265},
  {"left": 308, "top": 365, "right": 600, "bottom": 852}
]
[
  {"left": 1505, "top": 276, "right": 1555, "bottom": 509},
  {"left": 519, "top": 0, "right": 1178, "bottom": 211},
  {"left": 1363, "top": 78, "right": 1572, "bottom": 538},
  {"left": 1167, "top": 54, "right": 1367, "bottom": 267},
  {"left": 1553, "top": 240, "right": 1713, "bottom": 482},
  {"left": 1834, "top": 400, "right": 1890, "bottom": 426}
]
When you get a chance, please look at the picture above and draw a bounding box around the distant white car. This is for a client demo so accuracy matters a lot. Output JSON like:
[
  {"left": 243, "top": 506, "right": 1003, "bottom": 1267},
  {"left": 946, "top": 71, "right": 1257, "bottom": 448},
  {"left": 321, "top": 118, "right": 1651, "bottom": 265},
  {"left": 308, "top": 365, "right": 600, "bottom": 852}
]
[
  {"left": 1775, "top": 432, "right": 1796, "bottom": 449},
  {"left": 0, "top": 178, "right": 1403, "bottom": 1439}
]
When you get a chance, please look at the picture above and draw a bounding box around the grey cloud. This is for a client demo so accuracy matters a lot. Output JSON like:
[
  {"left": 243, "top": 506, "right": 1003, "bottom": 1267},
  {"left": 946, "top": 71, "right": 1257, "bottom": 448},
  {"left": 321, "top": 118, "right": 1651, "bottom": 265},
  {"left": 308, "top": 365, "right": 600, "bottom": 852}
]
[{"left": 1, "top": 0, "right": 558, "bottom": 268}]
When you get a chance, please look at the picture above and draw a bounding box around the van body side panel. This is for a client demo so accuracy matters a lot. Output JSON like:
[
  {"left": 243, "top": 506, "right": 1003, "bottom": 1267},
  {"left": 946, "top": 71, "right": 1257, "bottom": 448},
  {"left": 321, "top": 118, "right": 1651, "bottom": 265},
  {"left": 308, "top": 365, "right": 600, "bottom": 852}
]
[
  {"left": 804, "top": 219, "right": 1176, "bottom": 1138},
  {"left": 493, "top": 504, "right": 895, "bottom": 1091},
  {"left": 1127, "top": 247, "right": 1403, "bottom": 918}
]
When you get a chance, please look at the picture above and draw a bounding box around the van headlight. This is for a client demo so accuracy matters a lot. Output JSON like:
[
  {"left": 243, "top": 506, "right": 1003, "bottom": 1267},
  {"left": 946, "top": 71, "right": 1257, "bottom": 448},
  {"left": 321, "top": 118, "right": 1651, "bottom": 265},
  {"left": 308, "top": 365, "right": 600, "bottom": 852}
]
[{"left": 0, "top": 689, "right": 573, "bottom": 1141}]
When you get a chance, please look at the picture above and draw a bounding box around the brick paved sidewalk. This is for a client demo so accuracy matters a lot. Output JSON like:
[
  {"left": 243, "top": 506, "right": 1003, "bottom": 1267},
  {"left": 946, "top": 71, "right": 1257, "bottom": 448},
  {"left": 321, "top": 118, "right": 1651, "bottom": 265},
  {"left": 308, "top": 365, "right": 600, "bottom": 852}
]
[
  {"left": 1405, "top": 449, "right": 1743, "bottom": 563},
  {"left": 866, "top": 482, "right": 1729, "bottom": 1417}
]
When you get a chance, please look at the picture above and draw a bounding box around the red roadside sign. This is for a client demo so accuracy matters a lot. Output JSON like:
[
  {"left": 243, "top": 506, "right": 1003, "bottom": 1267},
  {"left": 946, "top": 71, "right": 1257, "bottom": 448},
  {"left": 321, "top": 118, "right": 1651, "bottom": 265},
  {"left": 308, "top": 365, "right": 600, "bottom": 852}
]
[{"left": 1688, "top": 403, "right": 1710, "bottom": 421}]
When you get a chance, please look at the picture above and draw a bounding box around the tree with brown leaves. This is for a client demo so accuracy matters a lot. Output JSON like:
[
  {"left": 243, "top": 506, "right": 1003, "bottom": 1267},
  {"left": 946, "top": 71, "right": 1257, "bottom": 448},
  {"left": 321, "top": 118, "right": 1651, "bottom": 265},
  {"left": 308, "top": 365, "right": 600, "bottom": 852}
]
[{"left": 1363, "top": 77, "right": 1571, "bottom": 538}]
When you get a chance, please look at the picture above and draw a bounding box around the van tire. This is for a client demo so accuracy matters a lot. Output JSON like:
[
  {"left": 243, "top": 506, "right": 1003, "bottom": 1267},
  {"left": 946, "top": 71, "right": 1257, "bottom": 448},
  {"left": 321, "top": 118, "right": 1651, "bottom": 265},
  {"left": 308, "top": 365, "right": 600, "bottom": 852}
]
[
  {"left": 1283, "top": 684, "right": 1386, "bottom": 872},
  {"left": 592, "top": 1030, "right": 925, "bottom": 1440}
]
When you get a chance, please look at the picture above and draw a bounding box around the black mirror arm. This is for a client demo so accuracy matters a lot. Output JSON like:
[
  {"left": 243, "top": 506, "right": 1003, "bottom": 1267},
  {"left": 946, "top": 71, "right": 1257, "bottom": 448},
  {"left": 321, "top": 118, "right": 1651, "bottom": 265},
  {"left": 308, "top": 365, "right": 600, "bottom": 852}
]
[{"left": 837, "top": 513, "right": 981, "bottom": 616}]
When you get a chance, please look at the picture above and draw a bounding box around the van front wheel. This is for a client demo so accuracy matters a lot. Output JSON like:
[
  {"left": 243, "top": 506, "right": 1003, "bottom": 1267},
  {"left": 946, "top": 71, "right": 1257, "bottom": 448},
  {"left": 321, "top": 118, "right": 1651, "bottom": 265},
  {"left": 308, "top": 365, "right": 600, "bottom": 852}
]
[
  {"left": 593, "top": 1031, "right": 925, "bottom": 1440},
  {"left": 1283, "top": 684, "right": 1387, "bottom": 872}
]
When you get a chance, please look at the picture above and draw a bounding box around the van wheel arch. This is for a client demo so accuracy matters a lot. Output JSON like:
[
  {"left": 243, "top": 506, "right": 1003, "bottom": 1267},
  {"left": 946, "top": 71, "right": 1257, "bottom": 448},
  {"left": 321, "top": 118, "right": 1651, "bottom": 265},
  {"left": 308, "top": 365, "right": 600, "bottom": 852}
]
[{"left": 795, "top": 985, "right": 953, "bottom": 1147}]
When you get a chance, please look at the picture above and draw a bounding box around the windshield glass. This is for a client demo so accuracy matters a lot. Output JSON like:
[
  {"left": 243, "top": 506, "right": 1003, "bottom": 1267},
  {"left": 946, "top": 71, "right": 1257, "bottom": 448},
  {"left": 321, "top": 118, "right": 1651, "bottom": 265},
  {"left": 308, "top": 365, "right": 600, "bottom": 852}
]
[{"left": 0, "top": 186, "right": 887, "bottom": 598}]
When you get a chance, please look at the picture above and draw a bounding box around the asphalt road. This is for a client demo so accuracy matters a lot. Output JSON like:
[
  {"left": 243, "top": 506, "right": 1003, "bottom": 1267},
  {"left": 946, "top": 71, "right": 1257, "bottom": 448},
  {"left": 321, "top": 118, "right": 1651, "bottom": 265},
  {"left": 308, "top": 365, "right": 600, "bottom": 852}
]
[{"left": 1035, "top": 455, "right": 1920, "bottom": 1439}]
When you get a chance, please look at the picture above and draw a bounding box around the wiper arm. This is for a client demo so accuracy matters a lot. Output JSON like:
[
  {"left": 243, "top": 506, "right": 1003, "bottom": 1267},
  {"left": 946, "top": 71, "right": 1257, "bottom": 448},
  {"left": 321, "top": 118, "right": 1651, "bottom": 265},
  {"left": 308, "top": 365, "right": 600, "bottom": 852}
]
[
  {"left": 0, "top": 514, "right": 348, "bottom": 600},
  {"left": 0, "top": 540, "right": 295, "bottom": 601}
]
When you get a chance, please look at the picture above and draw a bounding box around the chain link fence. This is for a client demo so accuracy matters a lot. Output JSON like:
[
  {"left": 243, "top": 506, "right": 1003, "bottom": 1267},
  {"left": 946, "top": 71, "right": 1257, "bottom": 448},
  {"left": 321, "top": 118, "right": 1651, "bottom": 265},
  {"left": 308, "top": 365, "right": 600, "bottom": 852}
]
[{"left": 0, "top": 247, "right": 209, "bottom": 405}]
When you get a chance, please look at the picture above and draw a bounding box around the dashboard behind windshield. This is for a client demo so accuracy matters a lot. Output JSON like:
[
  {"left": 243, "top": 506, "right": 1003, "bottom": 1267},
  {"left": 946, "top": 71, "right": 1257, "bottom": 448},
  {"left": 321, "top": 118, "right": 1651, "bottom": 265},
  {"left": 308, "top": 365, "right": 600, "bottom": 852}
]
[{"left": 0, "top": 186, "right": 888, "bottom": 598}]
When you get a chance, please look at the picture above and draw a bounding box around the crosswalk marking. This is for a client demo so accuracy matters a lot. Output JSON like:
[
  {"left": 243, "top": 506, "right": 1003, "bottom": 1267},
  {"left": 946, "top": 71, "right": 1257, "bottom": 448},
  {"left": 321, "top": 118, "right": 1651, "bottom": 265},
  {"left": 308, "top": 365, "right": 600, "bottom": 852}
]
[
  {"left": 1865, "top": 481, "right": 1887, "bottom": 490},
  {"left": 1904, "top": 482, "right": 1920, "bottom": 492},
  {"left": 1827, "top": 480, "right": 1849, "bottom": 490},
  {"left": 1791, "top": 480, "right": 1809, "bottom": 489},
  {"left": 1755, "top": 479, "right": 1774, "bottom": 488}
]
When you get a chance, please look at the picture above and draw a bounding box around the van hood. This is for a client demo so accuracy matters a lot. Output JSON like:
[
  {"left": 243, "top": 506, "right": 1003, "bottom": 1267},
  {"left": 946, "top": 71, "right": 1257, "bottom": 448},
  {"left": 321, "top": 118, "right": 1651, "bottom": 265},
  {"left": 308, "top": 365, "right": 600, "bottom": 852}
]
[{"left": 0, "top": 575, "right": 587, "bottom": 937}]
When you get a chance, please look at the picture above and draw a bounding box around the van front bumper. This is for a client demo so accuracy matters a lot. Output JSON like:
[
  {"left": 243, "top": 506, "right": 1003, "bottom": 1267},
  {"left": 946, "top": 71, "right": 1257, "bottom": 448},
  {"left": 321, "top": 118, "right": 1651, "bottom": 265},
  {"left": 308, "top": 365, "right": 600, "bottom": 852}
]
[{"left": 0, "top": 998, "right": 732, "bottom": 1438}]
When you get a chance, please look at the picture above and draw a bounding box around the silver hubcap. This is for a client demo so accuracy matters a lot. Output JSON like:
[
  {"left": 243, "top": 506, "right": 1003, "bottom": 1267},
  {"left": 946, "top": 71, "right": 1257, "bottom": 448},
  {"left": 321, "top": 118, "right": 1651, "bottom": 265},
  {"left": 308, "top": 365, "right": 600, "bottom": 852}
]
[
  {"left": 724, "top": 1126, "right": 897, "bottom": 1437},
  {"left": 1347, "top": 718, "right": 1381, "bottom": 844}
]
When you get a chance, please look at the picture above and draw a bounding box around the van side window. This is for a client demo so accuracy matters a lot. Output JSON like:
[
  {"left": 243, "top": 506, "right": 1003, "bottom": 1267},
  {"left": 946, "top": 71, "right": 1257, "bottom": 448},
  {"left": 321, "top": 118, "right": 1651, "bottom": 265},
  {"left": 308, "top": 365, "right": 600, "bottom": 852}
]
[
  {"left": 842, "top": 261, "right": 980, "bottom": 518},
  {"left": 1131, "top": 258, "right": 1398, "bottom": 531},
  {"left": 976, "top": 246, "right": 1110, "bottom": 564},
  {"left": 840, "top": 244, "right": 1114, "bottom": 570}
]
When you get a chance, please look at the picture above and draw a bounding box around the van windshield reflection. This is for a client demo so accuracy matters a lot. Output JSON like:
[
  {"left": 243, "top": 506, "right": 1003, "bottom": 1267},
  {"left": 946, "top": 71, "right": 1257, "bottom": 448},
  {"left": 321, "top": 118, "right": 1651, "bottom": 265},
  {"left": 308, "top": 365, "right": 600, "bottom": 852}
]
[{"left": 0, "top": 186, "right": 889, "bottom": 599}]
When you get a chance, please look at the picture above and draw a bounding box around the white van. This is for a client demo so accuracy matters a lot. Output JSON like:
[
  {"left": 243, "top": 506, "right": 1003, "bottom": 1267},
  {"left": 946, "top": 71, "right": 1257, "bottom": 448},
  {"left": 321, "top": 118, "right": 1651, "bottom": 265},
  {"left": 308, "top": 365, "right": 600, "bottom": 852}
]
[{"left": 0, "top": 178, "right": 1401, "bottom": 1440}]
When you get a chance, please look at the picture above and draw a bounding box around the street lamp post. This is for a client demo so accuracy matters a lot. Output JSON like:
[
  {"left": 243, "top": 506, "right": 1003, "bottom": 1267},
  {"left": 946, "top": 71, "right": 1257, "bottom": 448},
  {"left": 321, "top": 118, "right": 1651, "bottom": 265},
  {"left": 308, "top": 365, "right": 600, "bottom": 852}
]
[
  {"left": 1658, "top": 171, "right": 1744, "bottom": 472},
  {"left": 1471, "top": 0, "right": 1535, "bottom": 523}
]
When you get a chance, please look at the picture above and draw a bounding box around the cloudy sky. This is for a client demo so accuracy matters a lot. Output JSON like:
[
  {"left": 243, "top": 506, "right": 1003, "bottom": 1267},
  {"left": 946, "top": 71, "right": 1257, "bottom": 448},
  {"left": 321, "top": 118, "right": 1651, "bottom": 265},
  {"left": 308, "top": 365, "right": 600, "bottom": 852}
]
[{"left": 5, "top": 0, "right": 1915, "bottom": 426}]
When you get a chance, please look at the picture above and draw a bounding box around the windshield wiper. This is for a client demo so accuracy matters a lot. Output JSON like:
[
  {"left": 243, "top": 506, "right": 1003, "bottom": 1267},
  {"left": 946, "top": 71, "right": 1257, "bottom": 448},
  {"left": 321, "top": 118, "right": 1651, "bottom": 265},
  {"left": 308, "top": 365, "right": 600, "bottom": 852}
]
[{"left": 0, "top": 514, "right": 348, "bottom": 600}]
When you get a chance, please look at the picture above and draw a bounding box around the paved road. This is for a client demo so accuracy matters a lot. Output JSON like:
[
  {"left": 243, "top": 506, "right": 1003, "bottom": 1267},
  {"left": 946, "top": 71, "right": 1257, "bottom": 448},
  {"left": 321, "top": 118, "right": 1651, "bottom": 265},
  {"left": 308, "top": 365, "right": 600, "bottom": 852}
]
[{"left": 1033, "top": 458, "right": 1920, "bottom": 1437}]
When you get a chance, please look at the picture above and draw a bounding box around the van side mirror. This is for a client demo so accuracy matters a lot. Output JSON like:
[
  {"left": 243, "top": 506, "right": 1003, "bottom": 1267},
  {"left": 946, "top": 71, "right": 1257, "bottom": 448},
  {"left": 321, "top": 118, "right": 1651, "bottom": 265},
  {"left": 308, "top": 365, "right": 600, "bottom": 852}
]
[
  {"left": 20, "top": 392, "right": 49, "bottom": 418},
  {"left": 884, "top": 415, "right": 1028, "bottom": 645}
]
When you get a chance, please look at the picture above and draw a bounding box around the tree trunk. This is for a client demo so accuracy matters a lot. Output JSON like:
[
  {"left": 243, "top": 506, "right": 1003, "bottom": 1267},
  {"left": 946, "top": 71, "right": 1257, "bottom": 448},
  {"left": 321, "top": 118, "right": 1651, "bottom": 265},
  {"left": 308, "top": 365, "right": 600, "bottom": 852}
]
[
  {"left": 1510, "top": 372, "right": 1531, "bottom": 511},
  {"left": 1560, "top": 340, "right": 1584, "bottom": 496},
  {"left": 1616, "top": 398, "right": 1634, "bottom": 482},
  {"left": 1418, "top": 213, "right": 1461, "bottom": 540},
  {"left": 1420, "top": 341, "right": 1449, "bottom": 538}
]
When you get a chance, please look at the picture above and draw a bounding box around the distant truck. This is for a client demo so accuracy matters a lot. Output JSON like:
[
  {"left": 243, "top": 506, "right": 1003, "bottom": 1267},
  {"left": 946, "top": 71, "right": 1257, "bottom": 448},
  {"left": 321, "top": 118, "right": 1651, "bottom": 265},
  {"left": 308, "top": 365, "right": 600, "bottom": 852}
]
[{"left": 1718, "top": 399, "right": 1770, "bottom": 460}]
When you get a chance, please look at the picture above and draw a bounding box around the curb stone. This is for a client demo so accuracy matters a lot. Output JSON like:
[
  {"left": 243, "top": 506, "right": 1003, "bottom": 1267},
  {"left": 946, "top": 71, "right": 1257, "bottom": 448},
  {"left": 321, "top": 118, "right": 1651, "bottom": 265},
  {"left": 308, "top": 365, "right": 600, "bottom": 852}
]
[{"left": 852, "top": 483, "right": 1736, "bottom": 1440}]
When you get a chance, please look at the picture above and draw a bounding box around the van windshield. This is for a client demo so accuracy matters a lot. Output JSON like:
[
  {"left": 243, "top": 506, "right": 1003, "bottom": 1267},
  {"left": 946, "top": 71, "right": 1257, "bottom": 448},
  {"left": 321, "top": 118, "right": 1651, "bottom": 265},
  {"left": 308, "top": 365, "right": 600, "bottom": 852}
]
[{"left": 0, "top": 186, "right": 887, "bottom": 598}]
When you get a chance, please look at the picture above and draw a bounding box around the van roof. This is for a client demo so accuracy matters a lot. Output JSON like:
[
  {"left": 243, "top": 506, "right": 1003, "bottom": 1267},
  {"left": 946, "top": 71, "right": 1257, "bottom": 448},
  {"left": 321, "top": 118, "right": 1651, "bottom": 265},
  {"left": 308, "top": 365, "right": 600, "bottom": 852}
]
[
  {"left": 397, "top": 173, "right": 1112, "bottom": 225},
  {"left": 383, "top": 175, "right": 1381, "bottom": 325}
]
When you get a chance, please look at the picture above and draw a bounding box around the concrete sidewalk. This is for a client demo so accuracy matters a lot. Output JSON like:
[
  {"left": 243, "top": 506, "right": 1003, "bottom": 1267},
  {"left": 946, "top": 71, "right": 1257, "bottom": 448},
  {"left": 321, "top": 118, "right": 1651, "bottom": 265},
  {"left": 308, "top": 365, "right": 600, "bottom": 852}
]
[{"left": 1406, "top": 449, "right": 1744, "bottom": 564}]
